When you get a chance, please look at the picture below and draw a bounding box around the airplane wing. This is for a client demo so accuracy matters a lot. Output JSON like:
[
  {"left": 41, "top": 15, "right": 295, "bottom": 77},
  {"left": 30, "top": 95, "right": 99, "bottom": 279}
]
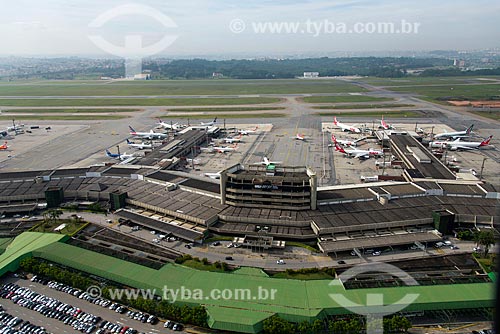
[
  {"left": 354, "top": 152, "right": 368, "bottom": 159},
  {"left": 449, "top": 145, "right": 474, "bottom": 150}
]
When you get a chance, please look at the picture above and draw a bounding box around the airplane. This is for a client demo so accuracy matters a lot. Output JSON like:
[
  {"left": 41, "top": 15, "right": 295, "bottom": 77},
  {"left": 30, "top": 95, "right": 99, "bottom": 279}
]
[
  {"left": 221, "top": 134, "right": 243, "bottom": 144},
  {"left": 200, "top": 117, "right": 218, "bottom": 127},
  {"left": 253, "top": 156, "right": 282, "bottom": 166},
  {"left": 333, "top": 117, "right": 361, "bottom": 133},
  {"left": 238, "top": 126, "right": 259, "bottom": 135},
  {"left": 156, "top": 118, "right": 182, "bottom": 130},
  {"left": 126, "top": 139, "right": 153, "bottom": 150},
  {"left": 0, "top": 141, "right": 8, "bottom": 150},
  {"left": 292, "top": 133, "right": 308, "bottom": 141},
  {"left": 330, "top": 134, "right": 361, "bottom": 147},
  {"left": 434, "top": 124, "right": 474, "bottom": 140},
  {"left": 379, "top": 116, "right": 394, "bottom": 130},
  {"left": 129, "top": 126, "right": 168, "bottom": 140},
  {"left": 429, "top": 136, "right": 493, "bottom": 151},
  {"left": 204, "top": 172, "right": 221, "bottom": 179},
  {"left": 105, "top": 149, "right": 134, "bottom": 161},
  {"left": 334, "top": 142, "right": 383, "bottom": 159},
  {"left": 213, "top": 145, "right": 237, "bottom": 153}
]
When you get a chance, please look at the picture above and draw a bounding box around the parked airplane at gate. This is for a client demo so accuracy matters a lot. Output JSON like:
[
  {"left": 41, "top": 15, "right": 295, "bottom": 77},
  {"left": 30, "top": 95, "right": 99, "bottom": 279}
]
[
  {"left": 331, "top": 134, "right": 362, "bottom": 147},
  {"left": 379, "top": 116, "right": 394, "bottom": 130},
  {"left": 105, "top": 149, "right": 134, "bottom": 161},
  {"left": 238, "top": 126, "right": 259, "bottom": 135},
  {"left": 334, "top": 143, "right": 383, "bottom": 159},
  {"left": 333, "top": 117, "right": 361, "bottom": 133},
  {"left": 200, "top": 117, "right": 218, "bottom": 126},
  {"left": 253, "top": 156, "right": 282, "bottom": 166},
  {"left": 221, "top": 134, "right": 243, "bottom": 144},
  {"left": 129, "top": 126, "right": 168, "bottom": 140},
  {"left": 126, "top": 139, "right": 153, "bottom": 150},
  {"left": 429, "top": 136, "right": 492, "bottom": 151},
  {"left": 156, "top": 118, "right": 182, "bottom": 130},
  {"left": 434, "top": 124, "right": 474, "bottom": 140}
]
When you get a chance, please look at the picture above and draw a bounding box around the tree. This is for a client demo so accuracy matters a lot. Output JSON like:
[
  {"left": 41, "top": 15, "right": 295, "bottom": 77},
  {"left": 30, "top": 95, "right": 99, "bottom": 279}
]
[
  {"left": 262, "top": 315, "right": 295, "bottom": 334},
  {"left": 47, "top": 209, "right": 62, "bottom": 224},
  {"left": 478, "top": 230, "right": 496, "bottom": 257}
]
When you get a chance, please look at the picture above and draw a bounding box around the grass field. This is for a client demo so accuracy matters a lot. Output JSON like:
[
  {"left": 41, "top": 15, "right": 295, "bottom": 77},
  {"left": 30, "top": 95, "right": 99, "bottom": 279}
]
[
  {"left": 167, "top": 106, "right": 286, "bottom": 112},
  {"left": 0, "top": 115, "right": 128, "bottom": 121},
  {"left": 386, "top": 83, "right": 500, "bottom": 101},
  {"left": 161, "top": 113, "right": 286, "bottom": 119},
  {"left": 0, "top": 97, "right": 281, "bottom": 107},
  {"left": 2, "top": 108, "right": 140, "bottom": 113},
  {"left": 312, "top": 103, "right": 414, "bottom": 110},
  {"left": 468, "top": 110, "right": 500, "bottom": 121},
  {"left": 0, "top": 79, "right": 365, "bottom": 96},
  {"left": 356, "top": 76, "right": 500, "bottom": 86},
  {"left": 315, "top": 110, "right": 422, "bottom": 117},
  {"left": 302, "top": 96, "right": 394, "bottom": 103}
]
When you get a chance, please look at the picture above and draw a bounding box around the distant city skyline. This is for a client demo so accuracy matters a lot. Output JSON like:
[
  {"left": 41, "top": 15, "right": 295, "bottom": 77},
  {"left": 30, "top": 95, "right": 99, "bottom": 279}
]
[{"left": 0, "top": 0, "right": 499, "bottom": 57}]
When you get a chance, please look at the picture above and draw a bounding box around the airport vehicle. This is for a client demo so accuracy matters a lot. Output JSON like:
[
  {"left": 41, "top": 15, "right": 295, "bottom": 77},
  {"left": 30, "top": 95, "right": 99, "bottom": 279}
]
[
  {"left": 221, "top": 134, "right": 243, "bottom": 143},
  {"left": 7, "top": 124, "right": 25, "bottom": 132},
  {"left": 253, "top": 156, "right": 283, "bottom": 166},
  {"left": 379, "top": 116, "right": 394, "bottom": 130},
  {"left": 105, "top": 149, "right": 134, "bottom": 161},
  {"left": 331, "top": 134, "right": 361, "bottom": 147},
  {"left": 429, "top": 135, "right": 492, "bottom": 151},
  {"left": 0, "top": 141, "right": 8, "bottom": 150},
  {"left": 125, "top": 139, "right": 153, "bottom": 150},
  {"left": 333, "top": 117, "right": 361, "bottom": 133},
  {"left": 200, "top": 117, "right": 218, "bottom": 126},
  {"left": 186, "top": 158, "right": 201, "bottom": 165},
  {"left": 128, "top": 126, "right": 168, "bottom": 140},
  {"left": 334, "top": 143, "right": 383, "bottom": 159},
  {"left": 237, "top": 126, "right": 259, "bottom": 135},
  {"left": 156, "top": 118, "right": 182, "bottom": 130},
  {"left": 434, "top": 124, "right": 474, "bottom": 140}
]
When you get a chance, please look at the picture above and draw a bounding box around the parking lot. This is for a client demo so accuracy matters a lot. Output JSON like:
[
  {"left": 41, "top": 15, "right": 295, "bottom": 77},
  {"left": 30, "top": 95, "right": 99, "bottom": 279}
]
[{"left": 0, "top": 277, "right": 186, "bottom": 334}]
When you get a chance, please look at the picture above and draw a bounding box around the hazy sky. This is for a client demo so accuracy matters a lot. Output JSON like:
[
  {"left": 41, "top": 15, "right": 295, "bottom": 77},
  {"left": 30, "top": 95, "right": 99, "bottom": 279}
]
[{"left": 0, "top": 0, "right": 499, "bottom": 56}]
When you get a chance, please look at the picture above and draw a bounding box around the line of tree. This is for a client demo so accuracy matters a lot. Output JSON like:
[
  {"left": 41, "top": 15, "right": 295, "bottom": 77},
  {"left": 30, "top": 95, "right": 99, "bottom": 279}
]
[
  {"left": 457, "top": 229, "right": 496, "bottom": 257},
  {"left": 262, "top": 314, "right": 411, "bottom": 334},
  {"left": 19, "top": 258, "right": 208, "bottom": 327},
  {"left": 143, "top": 57, "right": 451, "bottom": 79}
]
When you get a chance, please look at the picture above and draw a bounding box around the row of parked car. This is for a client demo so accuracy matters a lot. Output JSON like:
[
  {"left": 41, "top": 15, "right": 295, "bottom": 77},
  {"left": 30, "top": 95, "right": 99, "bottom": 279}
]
[
  {"left": 45, "top": 278, "right": 158, "bottom": 326},
  {"left": 1, "top": 283, "right": 101, "bottom": 334},
  {"left": 0, "top": 308, "right": 47, "bottom": 334}
]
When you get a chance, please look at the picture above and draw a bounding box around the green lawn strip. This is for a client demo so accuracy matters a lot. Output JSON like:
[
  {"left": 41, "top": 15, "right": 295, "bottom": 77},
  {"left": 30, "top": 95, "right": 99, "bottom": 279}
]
[
  {"left": 3, "top": 108, "right": 140, "bottom": 113},
  {"left": 0, "top": 97, "right": 282, "bottom": 107},
  {"left": 160, "top": 113, "right": 286, "bottom": 119},
  {"left": 312, "top": 104, "right": 414, "bottom": 110},
  {"left": 0, "top": 115, "right": 128, "bottom": 121},
  {"left": 302, "top": 96, "right": 394, "bottom": 103}
]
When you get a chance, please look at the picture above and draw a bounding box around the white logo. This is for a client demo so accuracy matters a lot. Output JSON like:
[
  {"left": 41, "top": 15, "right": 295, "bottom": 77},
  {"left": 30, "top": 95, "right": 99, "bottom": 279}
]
[
  {"left": 329, "top": 262, "right": 419, "bottom": 334},
  {"left": 88, "top": 4, "right": 178, "bottom": 77}
]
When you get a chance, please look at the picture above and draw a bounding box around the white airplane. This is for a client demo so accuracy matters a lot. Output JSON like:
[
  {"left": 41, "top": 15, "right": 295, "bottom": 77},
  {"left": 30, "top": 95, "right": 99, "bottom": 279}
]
[
  {"left": 156, "top": 118, "right": 182, "bottom": 130},
  {"left": 238, "top": 126, "right": 259, "bottom": 135},
  {"left": 334, "top": 142, "right": 383, "bottom": 159},
  {"left": 434, "top": 124, "right": 474, "bottom": 140},
  {"left": 333, "top": 117, "right": 361, "bottom": 133},
  {"left": 330, "top": 134, "right": 361, "bottom": 147},
  {"left": 379, "top": 116, "right": 394, "bottom": 130},
  {"left": 429, "top": 136, "right": 493, "bottom": 151},
  {"left": 291, "top": 133, "right": 308, "bottom": 141},
  {"left": 200, "top": 117, "right": 218, "bottom": 127},
  {"left": 221, "top": 134, "right": 243, "bottom": 144},
  {"left": 129, "top": 126, "right": 168, "bottom": 140},
  {"left": 105, "top": 149, "right": 134, "bottom": 161},
  {"left": 213, "top": 145, "right": 237, "bottom": 153},
  {"left": 253, "top": 156, "right": 282, "bottom": 166},
  {"left": 126, "top": 139, "right": 153, "bottom": 150},
  {"left": 204, "top": 172, "right": 221, "bottom": 179},
  {"left": 7, "top": 124, "right": 25, "bottom": 132}
]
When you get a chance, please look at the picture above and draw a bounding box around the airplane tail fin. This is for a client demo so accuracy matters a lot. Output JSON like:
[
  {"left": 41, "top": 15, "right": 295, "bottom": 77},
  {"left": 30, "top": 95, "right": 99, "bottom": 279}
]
[
  {"left": 105, "top": 149, "right": 112, "bottom": 157},
  {"left": 480, "top": 135, "right": 493, "bottom": 146},
  {"left": 126, "top": 139, "right": 132, "bottom": 144},
  {"left": 333, "top": 117, "right": 338, "bottom": 125},
  {"left": 128, "top": 126, "right": 136, "bottom": 133},
  {"left": 466, "top": 124, "right": 474, "bottom": 135},
  {"left": 335, "top": 143, "right": 346, "bottom": 153},
  {"left": 331, "top": 134, "right": 337, "bottom": 143}
]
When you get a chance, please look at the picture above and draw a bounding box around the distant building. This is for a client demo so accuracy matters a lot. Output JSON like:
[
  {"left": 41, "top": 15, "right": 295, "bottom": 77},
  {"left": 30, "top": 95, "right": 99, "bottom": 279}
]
[
  {"left": 212, "top": 72, "right": 224, "bottom": 79},
  {"left": 303, "top": 72, "right": 319, "bottom": 78},
  {"left": 133, "top": 73, "right": 151, "bottom": 80}
]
